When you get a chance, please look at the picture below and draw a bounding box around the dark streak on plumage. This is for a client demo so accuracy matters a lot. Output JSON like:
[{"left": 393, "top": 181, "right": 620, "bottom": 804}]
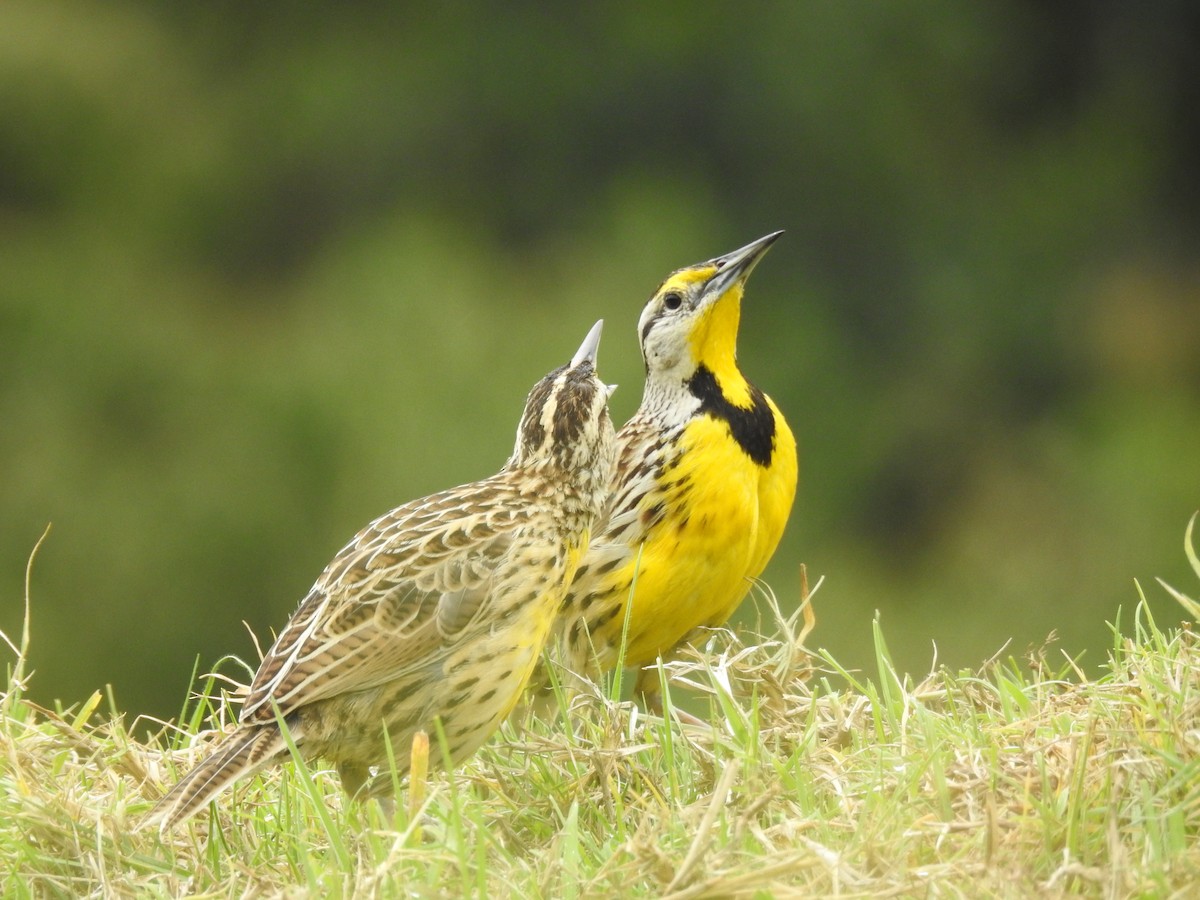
[
  {"left": 639, "top": 279, "right": 671, "bottom": 345},
  {"left": 640, "top": 500, "right": 665, "bottom": 528},
  {"left": 552, "top": 365, "right": 598, "bottom": 450},
  {"left": 640, "top": 312, "right": 655, "bottom": 346},
  {"left": 686, "top": 365, "right": 775, "bottom": 467},
  {"left": 518, "top": 361, "right": 601, "bottom": 465},
  {"left": 591, "top": 605, "right": 621, "bottom": 629},
  {"left": 594, "top": 557, "right": 621, "bottom": 576},
  {"left": 517, "top": 375, "right": 553, "bottom": 455}
]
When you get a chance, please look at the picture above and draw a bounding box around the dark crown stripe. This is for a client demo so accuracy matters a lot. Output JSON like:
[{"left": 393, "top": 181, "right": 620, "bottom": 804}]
[{"left": 686, "top": 365, "right": 775, "bottom": 467}]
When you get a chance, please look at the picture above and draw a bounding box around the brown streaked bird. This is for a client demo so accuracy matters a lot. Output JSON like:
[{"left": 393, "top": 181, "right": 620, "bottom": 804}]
[
  {"left": 550, "top": 233, "right": 797, "bottom": 708},
  {"left": 147, "top": 321, "right": 616, "bottom": 832}
]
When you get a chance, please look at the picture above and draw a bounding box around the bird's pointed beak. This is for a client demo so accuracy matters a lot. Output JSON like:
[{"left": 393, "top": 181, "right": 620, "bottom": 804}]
[
  {"left": 701, "top": 231, "right": 783, "bottom": 301},
  {"left": 571, "top": 319, "right": 604, "bottom": 367}
]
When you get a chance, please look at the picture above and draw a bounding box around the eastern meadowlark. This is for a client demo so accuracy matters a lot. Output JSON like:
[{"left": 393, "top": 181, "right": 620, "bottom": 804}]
[
  {"left": 554, "top": 232, "right": 797, "bottom": 705},
  {"left": 147, "top": 321, "right": 617, "bottom": 831}
]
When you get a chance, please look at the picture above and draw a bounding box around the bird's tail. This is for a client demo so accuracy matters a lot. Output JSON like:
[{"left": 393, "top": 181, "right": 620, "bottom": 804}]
[{"left": 144, "top": 724, "right": 288, "bottom": 833}]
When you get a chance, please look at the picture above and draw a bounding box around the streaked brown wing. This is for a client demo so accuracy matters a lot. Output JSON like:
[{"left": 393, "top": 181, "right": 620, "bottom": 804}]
[{"left": 240, "top": 482, "right": 526, "bottom": 725}]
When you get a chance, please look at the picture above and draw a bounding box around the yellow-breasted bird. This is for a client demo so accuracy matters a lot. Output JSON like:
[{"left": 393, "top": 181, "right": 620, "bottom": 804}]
[
  {"left": 554, "top": 232, "right": 797, "bottom": 704},
  {"left": 147, "top": 321, "right": 616, "bottom": 831}
]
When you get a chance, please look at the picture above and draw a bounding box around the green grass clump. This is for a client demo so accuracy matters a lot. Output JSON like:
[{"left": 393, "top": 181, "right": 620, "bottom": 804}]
[{"left": 3, "top": 527, "right": 1200, "bottom": 897}]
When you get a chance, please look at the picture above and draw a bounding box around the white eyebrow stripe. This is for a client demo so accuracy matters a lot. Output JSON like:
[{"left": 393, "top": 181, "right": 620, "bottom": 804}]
[{"left": 537, "top": 372, "right": 568, "bottom": 441}]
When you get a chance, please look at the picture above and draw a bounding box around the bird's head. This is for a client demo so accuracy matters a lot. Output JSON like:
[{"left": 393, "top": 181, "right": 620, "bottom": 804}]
[
  {"left": 636, "top": 231, "right": 782, "bottom": 386},
  {"left": 510, "top": 320, "right": 617, "bottom": 491}
]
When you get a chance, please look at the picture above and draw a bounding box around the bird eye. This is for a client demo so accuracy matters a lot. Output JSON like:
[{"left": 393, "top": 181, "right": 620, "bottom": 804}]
[{"left": 663, "top": 292, "right": 683, "bottom": 311}]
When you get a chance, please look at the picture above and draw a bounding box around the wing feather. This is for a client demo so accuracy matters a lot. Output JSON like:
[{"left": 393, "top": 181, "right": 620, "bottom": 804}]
[{"left": 241, "top": 480, "right": 528, "bottom": 724}]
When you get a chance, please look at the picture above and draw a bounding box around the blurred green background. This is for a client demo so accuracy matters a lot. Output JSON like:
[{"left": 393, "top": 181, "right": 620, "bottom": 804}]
[{"left": 2, "top": 3, "right": 1197, "bottom": 725}]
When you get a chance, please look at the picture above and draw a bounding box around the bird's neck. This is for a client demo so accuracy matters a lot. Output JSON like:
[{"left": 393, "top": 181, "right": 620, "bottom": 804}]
[{"left": 688, "top": 291, "right": 753, "bottom": 408}]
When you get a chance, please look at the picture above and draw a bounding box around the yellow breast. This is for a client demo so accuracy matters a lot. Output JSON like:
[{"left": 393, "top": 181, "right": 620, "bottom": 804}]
[
  {"left": 614, "top": 403, "right": 797, "bottom": 667},
  {"left": 496, "top": 531, "right": 589, "bottom": 713}
]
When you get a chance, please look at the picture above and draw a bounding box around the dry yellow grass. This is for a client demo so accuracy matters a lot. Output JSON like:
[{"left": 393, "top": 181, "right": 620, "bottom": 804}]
[{"left": 3, "top": 531, "right": 1200, "bottom": 897}]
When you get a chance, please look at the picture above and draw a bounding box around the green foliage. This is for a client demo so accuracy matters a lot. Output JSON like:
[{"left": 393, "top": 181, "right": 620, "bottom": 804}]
[
  {"left": 1, "top": 2, "right": 1198, "bottom": 719},
  {"left": 1157, "top": 513, "right": 1200, "bottom": 621}
]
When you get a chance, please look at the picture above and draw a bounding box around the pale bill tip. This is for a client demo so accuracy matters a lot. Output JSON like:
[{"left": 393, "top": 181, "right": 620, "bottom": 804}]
[
  {"left": 570, "top": 319, "right": 604, "bottom": 367},
  {"left": 720, "top": 230, "right": 784, "bottom": 269}
]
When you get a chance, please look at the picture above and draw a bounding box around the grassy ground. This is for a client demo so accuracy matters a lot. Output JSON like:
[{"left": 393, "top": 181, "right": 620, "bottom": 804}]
[{"left": 2, "top": 528, "right": 1199, "bottom": 898}]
